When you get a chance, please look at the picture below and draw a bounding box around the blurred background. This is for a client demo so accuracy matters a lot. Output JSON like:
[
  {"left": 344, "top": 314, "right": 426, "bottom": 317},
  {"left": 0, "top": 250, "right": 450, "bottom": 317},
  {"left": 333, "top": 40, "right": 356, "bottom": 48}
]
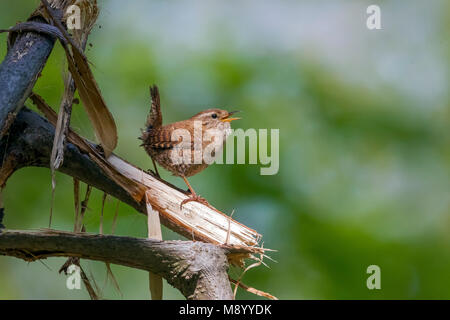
[{"left": 0, "top": 0, "right": 449, "bottom": 299}]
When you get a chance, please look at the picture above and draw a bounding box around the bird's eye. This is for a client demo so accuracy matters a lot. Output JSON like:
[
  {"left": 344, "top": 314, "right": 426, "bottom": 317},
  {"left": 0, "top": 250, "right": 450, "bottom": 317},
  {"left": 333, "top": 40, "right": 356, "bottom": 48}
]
[{"left": 211, "top": 113, "right": 217, "bottom": 119}]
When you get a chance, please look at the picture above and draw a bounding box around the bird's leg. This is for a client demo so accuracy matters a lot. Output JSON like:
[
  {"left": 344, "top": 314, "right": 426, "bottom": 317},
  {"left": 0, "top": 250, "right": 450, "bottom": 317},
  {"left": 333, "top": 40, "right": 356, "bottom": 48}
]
[
  {"left": 151, "top": 158, "right": 160, "bottom": 178},
  {"left": 146, "top": 157, "right": 160, "bottom": 178},
  {"left": 180, "top": 176, "right": 210, "bottom": 209}
]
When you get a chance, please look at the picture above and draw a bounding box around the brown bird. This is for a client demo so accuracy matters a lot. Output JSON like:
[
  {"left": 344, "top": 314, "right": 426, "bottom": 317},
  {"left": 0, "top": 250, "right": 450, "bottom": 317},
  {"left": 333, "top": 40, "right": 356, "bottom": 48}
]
[{"left": 140, "top": 85, "right": 240, "bottom": 208}]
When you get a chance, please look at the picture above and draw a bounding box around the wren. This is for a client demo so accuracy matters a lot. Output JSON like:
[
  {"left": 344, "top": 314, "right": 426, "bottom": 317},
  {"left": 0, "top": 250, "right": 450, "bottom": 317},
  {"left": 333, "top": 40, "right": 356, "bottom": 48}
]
[{"left": 140, "top": 85, "right": 240, "bottom": 208}]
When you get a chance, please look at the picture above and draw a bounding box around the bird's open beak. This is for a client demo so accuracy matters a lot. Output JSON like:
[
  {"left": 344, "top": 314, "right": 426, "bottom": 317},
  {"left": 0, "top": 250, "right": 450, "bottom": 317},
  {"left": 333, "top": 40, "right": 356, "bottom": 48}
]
[{"left": 221, "top": 110, "right": 241, "bottom": 122}]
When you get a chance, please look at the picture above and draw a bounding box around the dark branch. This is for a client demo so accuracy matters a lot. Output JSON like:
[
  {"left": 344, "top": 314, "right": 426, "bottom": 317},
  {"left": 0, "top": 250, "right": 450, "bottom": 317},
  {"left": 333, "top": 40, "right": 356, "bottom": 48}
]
[
  {"left": 0, "top": 108, "right": 140, "bottom": 211},
  {"left": 0, "top": 16, "right": 55, "bottom": 137},
  {"left": 0, "top": 229, "right": 234, "bottom": 300}
]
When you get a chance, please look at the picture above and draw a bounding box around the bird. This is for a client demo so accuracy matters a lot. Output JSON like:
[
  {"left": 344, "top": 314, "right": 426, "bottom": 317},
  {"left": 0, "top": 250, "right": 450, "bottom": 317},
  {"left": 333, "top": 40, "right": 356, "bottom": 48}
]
[{"left": 140, "top": 85, "right": 240, "bottom": 208}]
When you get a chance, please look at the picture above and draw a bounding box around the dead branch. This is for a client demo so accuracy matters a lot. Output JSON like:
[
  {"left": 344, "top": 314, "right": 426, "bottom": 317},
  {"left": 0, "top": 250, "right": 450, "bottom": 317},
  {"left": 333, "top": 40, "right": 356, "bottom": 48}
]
[{"left": 0, "top": 229, "right": 235, "bottom": 300}]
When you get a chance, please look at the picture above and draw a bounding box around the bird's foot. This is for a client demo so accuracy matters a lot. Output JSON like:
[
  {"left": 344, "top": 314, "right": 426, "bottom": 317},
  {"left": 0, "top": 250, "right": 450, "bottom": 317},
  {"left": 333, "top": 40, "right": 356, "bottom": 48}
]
[
  {"left": 145, "top": 168, "right": 160, "bottom": 178},
  {"left": 180, "top": 194, "right": 210, "bottom": 209}
]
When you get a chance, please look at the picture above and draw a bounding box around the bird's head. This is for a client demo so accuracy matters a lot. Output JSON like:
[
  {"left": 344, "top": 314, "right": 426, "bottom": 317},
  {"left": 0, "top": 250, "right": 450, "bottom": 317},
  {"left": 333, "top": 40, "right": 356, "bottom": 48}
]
[{"left": 190, "top": 109, "right": 240, "bottom": 130}]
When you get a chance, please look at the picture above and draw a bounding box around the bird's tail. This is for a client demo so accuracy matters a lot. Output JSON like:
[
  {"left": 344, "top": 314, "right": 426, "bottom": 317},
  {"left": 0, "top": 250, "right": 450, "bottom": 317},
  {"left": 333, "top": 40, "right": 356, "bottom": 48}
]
[
  {"left": 146, "top": 84, "right": 162, "bottom": 130},
  {"left": 140, "top": 84, "right": 163, "bottom": 144}
]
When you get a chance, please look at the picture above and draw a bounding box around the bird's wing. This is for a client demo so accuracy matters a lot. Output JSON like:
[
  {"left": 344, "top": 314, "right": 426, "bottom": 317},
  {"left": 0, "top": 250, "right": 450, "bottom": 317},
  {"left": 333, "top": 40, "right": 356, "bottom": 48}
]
[{"left": 143, "top": 128, "right": 189, "bottom": 149}]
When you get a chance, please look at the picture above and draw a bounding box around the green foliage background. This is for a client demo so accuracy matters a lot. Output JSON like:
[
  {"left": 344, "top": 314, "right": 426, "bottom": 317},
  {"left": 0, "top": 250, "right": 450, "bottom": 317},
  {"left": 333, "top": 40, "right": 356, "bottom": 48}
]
[{"left": 0, "top": 0, "right": 449, "bottom": 299}]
